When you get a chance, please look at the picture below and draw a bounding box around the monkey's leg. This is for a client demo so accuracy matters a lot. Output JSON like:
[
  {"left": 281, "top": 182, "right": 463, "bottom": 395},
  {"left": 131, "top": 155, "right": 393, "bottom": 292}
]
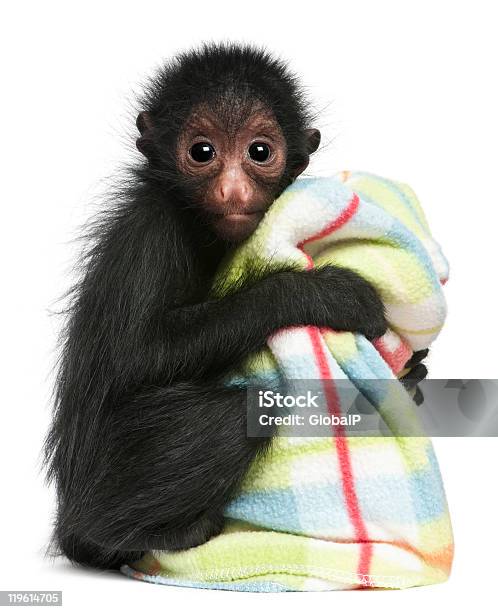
[{"left": 56, "top": 382, "right": 272, "bottom": 565}]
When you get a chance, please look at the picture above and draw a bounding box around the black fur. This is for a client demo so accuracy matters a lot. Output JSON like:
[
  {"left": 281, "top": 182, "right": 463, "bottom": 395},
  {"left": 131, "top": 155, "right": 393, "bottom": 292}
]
[{"left": 44, "top": 43, "right": 388, "bottom": 570}]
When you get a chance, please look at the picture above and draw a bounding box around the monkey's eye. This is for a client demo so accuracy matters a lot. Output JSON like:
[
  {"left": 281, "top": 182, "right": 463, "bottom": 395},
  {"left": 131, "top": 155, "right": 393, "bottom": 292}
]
[
  {"left": 189, "top": 142, "right": 216, "bottom": 163},
  {"left": 248, "top": 142, "right": 271, "bottom": 163}
]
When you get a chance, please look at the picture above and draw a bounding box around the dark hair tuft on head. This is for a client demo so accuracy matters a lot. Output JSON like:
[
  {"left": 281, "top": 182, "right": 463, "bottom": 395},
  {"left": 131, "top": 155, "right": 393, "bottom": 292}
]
[{"left": 139, "top": 42, "right": 314, "bottom": 177}]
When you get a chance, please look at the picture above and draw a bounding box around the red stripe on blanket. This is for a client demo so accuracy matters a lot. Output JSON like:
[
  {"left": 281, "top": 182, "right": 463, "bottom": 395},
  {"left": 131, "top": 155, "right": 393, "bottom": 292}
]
[
  {"left": 308, "top": 326, "right": 373, "bottom": 586},
  {"left": 298, "top": 192, "right": 360, "bottom": 250},
  {"left": 373, "top": 336, "right": 412, "bottom": 376},
  {"left": 301, "top": 251, "right": 314, "bottom": 270}
]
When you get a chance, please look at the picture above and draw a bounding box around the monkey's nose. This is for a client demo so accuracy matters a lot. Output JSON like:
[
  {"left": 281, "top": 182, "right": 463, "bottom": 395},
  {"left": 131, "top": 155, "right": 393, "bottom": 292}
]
[
  {"left": 219, "top": 181, "right": 251, "bottom": 203},
  {"left": 218, "top": 170, "right": 252, "bottom": 205}
]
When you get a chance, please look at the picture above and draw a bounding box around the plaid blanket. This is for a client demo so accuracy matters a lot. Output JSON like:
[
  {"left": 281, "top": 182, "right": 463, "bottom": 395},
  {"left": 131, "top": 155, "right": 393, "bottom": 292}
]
[{"left": 122, "top": 171, "right": 454, "bottom": 591}]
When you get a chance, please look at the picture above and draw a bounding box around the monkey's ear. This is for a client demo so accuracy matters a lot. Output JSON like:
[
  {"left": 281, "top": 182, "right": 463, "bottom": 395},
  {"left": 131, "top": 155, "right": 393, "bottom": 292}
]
[
  {"left": 305, "top": 128, "right": 321, "bottom": 154},
  {"left": 291, "top": 129, "right": 321, "bottom": 179},
  {"left": 136, "top": 111, "right": 156, "bottom": 159}
]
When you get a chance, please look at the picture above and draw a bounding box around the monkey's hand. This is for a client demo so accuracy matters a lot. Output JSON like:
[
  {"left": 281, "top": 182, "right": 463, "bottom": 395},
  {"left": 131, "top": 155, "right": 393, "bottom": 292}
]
[
  {"left": 400, "top": 349, "right": 429, "bottom": 405},
  {"left": 298, "top": 265, "right": 388, "bottom": 340}
]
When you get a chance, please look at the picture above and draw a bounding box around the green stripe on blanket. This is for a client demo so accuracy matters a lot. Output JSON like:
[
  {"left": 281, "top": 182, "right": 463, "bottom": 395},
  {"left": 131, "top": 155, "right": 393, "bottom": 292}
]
[{"left": 122, "top": 171, "right": 453, "bottom": 591}]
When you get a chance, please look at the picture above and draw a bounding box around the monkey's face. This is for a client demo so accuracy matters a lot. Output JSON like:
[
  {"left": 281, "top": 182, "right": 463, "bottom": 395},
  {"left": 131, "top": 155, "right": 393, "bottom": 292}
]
[{"left": 176, "top": 103, "right": 290, "bottom": 243}]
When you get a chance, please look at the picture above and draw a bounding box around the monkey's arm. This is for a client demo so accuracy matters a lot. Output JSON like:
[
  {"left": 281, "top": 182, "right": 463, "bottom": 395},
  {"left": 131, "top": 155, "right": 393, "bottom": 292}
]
[{"left": 143, "top": 265, "right": 388, "bottom": 384}]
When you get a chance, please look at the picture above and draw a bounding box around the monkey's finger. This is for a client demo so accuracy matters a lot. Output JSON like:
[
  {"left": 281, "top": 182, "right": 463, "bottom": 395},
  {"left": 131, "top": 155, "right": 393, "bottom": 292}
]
[
  {"left": 400, "top": 363, "right": 428, "bottom": 390},
  {"left": 404, "top": 348, "right": 429, "bottom": 370}
]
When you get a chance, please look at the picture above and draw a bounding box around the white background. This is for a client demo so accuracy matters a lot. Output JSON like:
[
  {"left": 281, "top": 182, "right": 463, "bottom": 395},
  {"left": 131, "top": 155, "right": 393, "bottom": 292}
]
[{"left": 1, "top": 1, "right": 497, "bottom": 610}]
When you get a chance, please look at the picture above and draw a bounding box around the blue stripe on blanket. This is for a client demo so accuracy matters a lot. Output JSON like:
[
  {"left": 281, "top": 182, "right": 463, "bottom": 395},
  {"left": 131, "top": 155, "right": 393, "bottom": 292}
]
[{"left": 225, "top": 464, "right": 447, "bottom": 534}]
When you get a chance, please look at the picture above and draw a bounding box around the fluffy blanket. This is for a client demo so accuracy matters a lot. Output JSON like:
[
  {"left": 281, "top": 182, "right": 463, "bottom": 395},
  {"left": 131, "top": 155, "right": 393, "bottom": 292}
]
[{"left": 122, "top": 171, "right": 454, "bottom": 591}]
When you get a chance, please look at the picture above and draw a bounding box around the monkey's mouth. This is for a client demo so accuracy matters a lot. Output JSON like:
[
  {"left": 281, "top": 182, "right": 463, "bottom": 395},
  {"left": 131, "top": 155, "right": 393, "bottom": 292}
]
[
  {"left": 212, "top": 210, "right": 265, "bottom": 242},
  {"left": 223, "top": 211, "right": 264, "bottom": 222}
]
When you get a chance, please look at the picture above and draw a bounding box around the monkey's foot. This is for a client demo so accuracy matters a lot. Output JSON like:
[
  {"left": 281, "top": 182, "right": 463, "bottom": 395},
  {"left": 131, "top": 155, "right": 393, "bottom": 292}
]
[{"left": 142, "top": 511, "right": 225, "bottom": 552}]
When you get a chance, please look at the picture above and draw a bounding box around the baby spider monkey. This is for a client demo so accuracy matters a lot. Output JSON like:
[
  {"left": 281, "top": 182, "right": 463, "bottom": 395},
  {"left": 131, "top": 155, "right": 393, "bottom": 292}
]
[{"left": 45, "top": 43, "right": 396, "bottom": 570}]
